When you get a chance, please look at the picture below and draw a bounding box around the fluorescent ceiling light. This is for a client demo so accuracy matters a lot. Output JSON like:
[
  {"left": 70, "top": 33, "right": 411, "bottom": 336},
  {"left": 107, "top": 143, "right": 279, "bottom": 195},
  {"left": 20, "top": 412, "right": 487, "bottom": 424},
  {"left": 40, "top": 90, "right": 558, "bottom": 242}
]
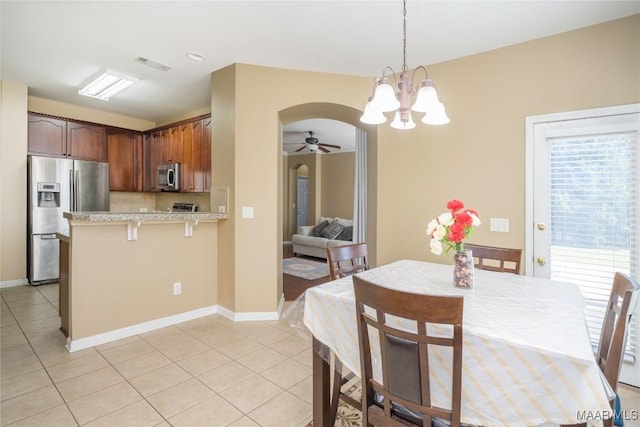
[{"left": 79, "top": 70, "right": 137, "bottom": 101}]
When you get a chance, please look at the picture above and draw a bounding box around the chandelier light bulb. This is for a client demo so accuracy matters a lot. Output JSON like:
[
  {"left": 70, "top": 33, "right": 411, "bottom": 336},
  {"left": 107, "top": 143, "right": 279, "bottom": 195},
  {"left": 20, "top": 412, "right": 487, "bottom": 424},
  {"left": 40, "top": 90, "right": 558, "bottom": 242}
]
[
  {"left": 421, "top": 102, "right": 450, "bottom": 125},
  {"left": 360, "top": 98, "right": 388, "bottom": 125},
  {"left": 372, "top": 79, "right": 401, "bottom": 112},
  {"left": 411, "top": 80, "right": 440, "bottom": 113},
  {"left": 390, "top": 110, "right": 416, "bottom": 130}
]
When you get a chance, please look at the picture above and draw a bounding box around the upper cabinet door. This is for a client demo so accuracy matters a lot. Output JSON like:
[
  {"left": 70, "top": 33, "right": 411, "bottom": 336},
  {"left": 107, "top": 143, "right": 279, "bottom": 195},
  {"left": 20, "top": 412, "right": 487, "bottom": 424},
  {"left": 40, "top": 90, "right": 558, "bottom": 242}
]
[
  {"left": 28, "top": 114, "right": 108, "bottom": 162},
  {"left": 180, "top": 120, "right": 204, "bottom": 192},
  {"left": 28, "top": 115, "right": 67, "bottom": 157},
  {"left": 203, "top": 118, "right": 212, "bottom": 192},
  {"left": 108, "top": 130, "right": 143, "bottom": 192},
  {"left": 67, "top": 121, "right": 107, "bottom": 162}
]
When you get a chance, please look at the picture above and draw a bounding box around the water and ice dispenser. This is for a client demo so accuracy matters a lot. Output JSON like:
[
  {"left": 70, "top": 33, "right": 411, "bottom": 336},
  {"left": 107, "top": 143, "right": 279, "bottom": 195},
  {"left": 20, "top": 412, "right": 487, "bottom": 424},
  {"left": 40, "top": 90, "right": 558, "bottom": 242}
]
[{"left": 37, "top": 182, "right": 61, "bottom": 208}]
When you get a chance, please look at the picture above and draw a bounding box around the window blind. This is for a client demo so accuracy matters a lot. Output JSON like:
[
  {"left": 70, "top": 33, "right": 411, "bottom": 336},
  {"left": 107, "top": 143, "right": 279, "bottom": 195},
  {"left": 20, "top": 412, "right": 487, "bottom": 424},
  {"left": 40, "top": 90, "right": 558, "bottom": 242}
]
[{"left": 547, "top": 131, "right": 637, "bottom": 362}]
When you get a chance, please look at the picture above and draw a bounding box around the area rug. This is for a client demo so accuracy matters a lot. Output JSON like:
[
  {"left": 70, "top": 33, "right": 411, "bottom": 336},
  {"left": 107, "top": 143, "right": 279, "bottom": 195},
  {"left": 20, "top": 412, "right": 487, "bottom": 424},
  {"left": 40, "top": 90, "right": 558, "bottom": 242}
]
[{"left": 283, "top": 257, "right": 329, "bottom": 280}]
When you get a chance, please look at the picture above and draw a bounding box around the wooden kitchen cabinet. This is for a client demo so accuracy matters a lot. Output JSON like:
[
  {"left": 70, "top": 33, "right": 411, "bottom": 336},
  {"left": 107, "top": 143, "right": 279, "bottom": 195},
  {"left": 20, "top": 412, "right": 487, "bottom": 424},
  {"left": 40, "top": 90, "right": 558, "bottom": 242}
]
[
  {"left": 107, "top": 129, "right": 143, "bottom": 191},
  {"left": 28, "top": 113, "right": 107, "bottom": 162},
  {"left": 67, "top": 121, "right": 107, "bottom": 162},
  {"left": 59, "top": 237, "right": 69, "bottom": 337},
  {"left": 160, "top": 127, "right": 182, "bottom": 165},
  {"left": 180, "top": 120, "right": 205, "bottom": 192},
  {"left": 143, "top": 132, "right": 160, "bottom": 192},
  {"left": 27, "top": 114, "right": 67, "bottom": 157},
  {"left": 141, "top": 114, "right": 211, "bottom": 193},
  {"left": 203, "top": 117, "right": 212, "bottom": 191}
]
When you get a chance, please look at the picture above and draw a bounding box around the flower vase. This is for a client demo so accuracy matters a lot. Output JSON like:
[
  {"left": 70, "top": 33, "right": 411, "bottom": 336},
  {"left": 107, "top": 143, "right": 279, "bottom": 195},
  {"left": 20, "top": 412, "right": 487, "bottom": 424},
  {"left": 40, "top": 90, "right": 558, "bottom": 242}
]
[{"left": 453, "top": 249, "right": 474, "bottom": 288}]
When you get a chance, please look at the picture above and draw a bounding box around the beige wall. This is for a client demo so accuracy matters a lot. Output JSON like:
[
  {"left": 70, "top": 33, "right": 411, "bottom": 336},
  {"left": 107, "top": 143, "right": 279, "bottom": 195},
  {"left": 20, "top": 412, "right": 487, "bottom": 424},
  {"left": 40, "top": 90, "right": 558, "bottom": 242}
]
[
  {"left": 321, "top": 152, "right": 355, "bottom": 219},
  {"left": 28, "top": 96, "right": 156, "bottom": 131},
  {"left": 212, "top": 16, "right": 638, "bottom": 312},
  {"left": 0, "top": 82, "right": 28, "bottom": 284},
  {"left": 212, "top": 65, "right": 373, "bottom": 314},
  {"left": 68, "top": 221, "right": 217, "bottom": 339},
  {"left": 375, "top": 15, "right": 640, "bottom": 267}
]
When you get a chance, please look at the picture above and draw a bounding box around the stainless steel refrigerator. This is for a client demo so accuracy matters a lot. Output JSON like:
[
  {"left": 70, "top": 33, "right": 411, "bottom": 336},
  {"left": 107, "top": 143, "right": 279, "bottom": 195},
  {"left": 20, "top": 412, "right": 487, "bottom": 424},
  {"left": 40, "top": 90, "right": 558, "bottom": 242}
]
[{"left": 27, "top": 155, "right": 109, "bottom": 284}]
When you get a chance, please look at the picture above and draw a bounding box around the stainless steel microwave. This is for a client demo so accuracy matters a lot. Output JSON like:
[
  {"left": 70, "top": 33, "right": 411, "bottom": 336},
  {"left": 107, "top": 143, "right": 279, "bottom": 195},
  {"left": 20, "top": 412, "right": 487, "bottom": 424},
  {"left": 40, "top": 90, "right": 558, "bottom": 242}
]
[{"left": 157, "top": 162, "right": 181, "bottom": 191}]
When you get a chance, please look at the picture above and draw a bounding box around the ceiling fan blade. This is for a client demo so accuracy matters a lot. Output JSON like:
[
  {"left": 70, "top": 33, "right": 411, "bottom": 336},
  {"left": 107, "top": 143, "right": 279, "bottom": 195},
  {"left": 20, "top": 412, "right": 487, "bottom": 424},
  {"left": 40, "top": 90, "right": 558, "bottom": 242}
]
[
  {"left": 319, "top": 143, "right": 341, "bottom": 149},
  {"left": 295, "top": 146, "right": 306, "bottom": 152},
  {"left": 318, "top": 146, "right": 330, "bottom": 153}
]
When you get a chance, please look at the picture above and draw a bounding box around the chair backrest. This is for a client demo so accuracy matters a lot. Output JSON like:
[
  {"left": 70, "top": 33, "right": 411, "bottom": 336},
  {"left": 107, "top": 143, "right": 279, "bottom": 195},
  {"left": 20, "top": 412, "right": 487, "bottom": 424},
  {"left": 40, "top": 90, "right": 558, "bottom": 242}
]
[
  {"left": 596, "top": 272, "right": 640, "bottom": 394},
  {"left": 353, "top": 275, "right": 464, "bottom": 427},
  {"left": 464, "top": 244, "right": 522, "bottom": 274},
  {"left": 326, "top": 243, "right": 369, "bottom": 280}
]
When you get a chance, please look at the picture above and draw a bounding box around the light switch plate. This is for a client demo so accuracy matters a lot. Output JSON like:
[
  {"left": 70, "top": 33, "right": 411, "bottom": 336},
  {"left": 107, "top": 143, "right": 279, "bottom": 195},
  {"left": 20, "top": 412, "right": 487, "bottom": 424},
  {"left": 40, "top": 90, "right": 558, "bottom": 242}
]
[
  {"left": 242, "top": 207, "right": 254, "bottom": 219},
  {"left": 490, "top": 218, "right": 509, "bottom": 232}
]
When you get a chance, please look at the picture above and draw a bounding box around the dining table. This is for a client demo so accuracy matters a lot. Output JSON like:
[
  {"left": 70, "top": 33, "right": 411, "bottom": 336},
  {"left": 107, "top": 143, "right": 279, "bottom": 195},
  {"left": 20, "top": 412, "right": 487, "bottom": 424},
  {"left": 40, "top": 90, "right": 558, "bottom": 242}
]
[{"left": 302, "top": 259, "right": 614, "bottom": 427}]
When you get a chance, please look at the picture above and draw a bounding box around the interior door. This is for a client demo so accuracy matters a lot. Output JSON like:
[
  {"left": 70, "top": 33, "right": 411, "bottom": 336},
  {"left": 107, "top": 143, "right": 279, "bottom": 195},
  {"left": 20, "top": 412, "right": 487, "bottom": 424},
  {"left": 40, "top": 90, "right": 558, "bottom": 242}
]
[
  {"left": 296, "top": 176, "right": 309, "bottom": 227},
  {"left": 526, "top": 105, "right": 640, "bottom": 386}
]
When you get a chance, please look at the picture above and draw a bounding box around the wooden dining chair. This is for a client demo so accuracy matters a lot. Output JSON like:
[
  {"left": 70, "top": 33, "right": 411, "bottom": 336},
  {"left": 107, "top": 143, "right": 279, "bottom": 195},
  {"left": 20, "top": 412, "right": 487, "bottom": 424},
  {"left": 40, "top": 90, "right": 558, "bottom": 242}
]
[
  {"left": 326, "top": 242, "right": 369, "bottom": 280},
  {"left": 353, "top": 275, "right": 464, "bottom": 427},
  {"left": 325, "top": 243, "right": 369, "bottom": 422},
  {"left": 464, "top": 244, "right": 522, "bottom": 274},
  {"left": 563, "top": 272, "right": 639, "bottom": 427},
  {"left": 596, "top": 272, "right": 639, "bottom": 427}
]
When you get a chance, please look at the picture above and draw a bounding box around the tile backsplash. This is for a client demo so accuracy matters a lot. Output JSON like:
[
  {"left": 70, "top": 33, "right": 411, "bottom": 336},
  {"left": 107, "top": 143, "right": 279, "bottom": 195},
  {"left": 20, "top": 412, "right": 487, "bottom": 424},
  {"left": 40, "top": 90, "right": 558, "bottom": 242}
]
[{"left": 110, "top": 192, "right": 210, "bottom": 212}]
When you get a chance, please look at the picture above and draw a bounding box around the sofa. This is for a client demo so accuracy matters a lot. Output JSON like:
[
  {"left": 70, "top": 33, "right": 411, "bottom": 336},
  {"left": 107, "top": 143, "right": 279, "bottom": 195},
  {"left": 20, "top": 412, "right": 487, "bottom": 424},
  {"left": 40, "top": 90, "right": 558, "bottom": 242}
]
[{"left": 292, "top": 216, "right": 353, "bottom": 259}]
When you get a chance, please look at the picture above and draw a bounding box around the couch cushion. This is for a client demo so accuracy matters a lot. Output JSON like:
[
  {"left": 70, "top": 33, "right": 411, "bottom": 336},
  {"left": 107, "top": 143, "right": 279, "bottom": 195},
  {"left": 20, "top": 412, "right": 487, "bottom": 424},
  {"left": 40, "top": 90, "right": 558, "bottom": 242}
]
[
  {"left": 292, "top": 234, "right": 331, "bottom": 248},
  {"left": 320, "top": 216, "right": 353, "bottom": 227},
  {"left": 320, "top": 221, "right": 345, "bottom": 239},
  {"left": 312, "top": 220, "right": 329, "bottom": 237},
  {"left": 337, "top": 225, "right": 353, "bottom": 241},
  {"left": 327, "top": 239, "right": 354, "bottom": 248}
]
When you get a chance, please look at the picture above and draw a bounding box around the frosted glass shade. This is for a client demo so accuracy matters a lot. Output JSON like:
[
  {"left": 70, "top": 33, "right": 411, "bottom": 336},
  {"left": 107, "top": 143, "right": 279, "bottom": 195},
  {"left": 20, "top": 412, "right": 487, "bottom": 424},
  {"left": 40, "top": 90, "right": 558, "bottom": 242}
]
[
  {"left": 412, "top": 81, "right": 439, "bottom": 113},
  {"left": 360, "top": 100, "right": 387, "bottom": 125},
  {"left": 390, "top": 110, "right": 416, "bottom": 130},
  {"left": 372, "top": 80, "right": 400, "bottom": 112},
  {"left": 422, "top": 102, "right": 450, "bottom": 125}
]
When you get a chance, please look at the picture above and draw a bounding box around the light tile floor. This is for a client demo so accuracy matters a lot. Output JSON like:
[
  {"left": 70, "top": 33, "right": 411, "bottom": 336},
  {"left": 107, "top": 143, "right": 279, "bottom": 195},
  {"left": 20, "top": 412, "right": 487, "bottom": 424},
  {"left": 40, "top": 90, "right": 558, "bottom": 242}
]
[
  {"left": 1, "top": 283, "right": 313, "bottom": 426},
  {"left": 2, "top": 283, "right": 639, "bottom": 427}
]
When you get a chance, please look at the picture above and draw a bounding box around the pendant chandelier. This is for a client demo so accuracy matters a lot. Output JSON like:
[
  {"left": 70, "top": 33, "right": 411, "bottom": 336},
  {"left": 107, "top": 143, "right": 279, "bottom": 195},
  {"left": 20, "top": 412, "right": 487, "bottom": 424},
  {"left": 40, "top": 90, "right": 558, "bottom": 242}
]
[{"left": 360, "top": 0, "right": 449, "bottom": 129}]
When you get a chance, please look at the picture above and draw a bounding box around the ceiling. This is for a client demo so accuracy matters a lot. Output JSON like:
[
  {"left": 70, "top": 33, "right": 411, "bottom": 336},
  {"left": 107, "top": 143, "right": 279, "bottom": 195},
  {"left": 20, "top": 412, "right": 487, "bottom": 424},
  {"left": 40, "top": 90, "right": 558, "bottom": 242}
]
[
  {"left": 283, "top": 119, "right": 356, "bottom": 155},
  {"left": 2, "top": 1, "right": 638, "bottom": 150}
]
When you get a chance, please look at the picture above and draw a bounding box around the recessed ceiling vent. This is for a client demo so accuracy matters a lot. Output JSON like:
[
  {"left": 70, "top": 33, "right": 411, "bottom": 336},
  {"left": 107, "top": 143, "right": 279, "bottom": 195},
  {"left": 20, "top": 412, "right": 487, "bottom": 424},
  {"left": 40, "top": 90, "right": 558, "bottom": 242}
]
[{"left": 134, "top": 56, "right": 171, "bottom": 72}]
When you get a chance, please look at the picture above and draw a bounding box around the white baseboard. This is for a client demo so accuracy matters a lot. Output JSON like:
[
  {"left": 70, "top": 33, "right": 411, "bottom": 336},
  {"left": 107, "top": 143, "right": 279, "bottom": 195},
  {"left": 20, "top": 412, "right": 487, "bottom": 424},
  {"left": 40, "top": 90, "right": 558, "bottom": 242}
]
[
  {"left": 66, "top": 303, "right": 282, "bottom": 352},
  {"left": 1, "top": 278, "right": 29, "bottom": 289},
  {"left": 66, "top": 305, "right": 219, "bottom": 352},
  {"left": 219, "top": 304, "right": 280, "bottom": 322}
]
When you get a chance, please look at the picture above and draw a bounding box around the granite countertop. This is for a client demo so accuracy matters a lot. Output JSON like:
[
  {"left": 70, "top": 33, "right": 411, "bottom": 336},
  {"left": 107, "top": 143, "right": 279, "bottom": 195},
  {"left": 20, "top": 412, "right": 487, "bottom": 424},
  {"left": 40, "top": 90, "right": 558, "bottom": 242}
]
[{"left": 63, "top": 211, "right": 228, "bottom": 222}]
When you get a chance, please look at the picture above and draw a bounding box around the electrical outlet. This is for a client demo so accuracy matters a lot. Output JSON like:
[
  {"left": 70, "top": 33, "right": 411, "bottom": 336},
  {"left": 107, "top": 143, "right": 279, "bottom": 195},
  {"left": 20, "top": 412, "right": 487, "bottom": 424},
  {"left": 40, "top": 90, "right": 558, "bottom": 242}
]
[
  {"left": 173, "top": 282, "right": 182, "bottom": 295},
  {"left": 490, "top": 218, "right": 510, "bottom": 233},
  {"left": 242, "top": 207, "right": 254, "bottom": 219},
  {"left": 218, "top": 206, "right": 226, "bottom": 214}
]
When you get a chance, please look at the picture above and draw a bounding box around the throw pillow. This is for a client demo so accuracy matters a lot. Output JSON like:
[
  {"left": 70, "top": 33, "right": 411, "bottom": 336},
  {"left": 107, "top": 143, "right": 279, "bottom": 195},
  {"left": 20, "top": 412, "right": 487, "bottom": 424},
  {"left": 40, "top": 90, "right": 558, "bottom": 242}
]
[
  {"left": 320, "top": 221, "right": 345, "bottom": 239},
  {"left": 337, "top": 225, "right": 353, "bottom": 241},
  {"left": 312, "top": 220, "right": 329, "bottom": 237}
]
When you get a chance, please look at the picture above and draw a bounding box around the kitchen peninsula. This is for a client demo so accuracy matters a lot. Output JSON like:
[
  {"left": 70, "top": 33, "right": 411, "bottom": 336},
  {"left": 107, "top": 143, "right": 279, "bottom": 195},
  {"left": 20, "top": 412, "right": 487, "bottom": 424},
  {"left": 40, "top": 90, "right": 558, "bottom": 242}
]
[{"left": 60, "top": 210, "right": 227, "bottom": 352}]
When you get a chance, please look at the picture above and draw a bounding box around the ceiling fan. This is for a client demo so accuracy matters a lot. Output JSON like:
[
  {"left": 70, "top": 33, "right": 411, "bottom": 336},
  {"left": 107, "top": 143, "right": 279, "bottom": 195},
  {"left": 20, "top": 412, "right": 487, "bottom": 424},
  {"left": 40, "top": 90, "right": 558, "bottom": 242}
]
[{"left": 285, "top": 131, "right": 341, "bottom": 153}]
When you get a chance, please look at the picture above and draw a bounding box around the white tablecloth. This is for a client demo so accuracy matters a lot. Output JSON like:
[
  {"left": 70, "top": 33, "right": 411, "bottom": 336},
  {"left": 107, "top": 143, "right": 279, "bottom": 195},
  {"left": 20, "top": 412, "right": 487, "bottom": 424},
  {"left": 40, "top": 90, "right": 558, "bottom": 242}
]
[{"left": 303, "top": 259, "right": 613, "bottom": 427}]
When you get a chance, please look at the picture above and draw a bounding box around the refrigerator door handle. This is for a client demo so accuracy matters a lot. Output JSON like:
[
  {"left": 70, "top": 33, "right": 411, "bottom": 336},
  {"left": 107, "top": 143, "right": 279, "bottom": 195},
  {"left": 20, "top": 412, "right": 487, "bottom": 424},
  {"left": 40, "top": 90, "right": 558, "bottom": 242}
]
[
  {"left": 69, "top": 169, "right": 74, "bottom": 211},
  {"left": 75, "top": 170, "right": 80, "bottom": 211}
]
